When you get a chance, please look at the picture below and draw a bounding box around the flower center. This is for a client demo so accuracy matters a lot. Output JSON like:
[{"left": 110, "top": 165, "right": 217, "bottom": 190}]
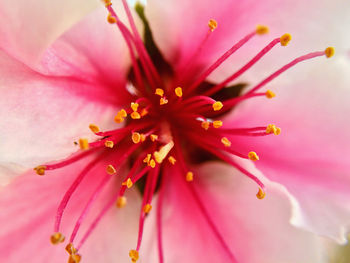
[{"left": 34, "top": 1, "right": 335, "bottom": 262}]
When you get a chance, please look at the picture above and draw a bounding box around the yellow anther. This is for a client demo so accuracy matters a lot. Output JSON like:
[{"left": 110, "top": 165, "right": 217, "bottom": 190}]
[
  {"left": 140, "top": 134, "right": 146, "bottom": 142},
  {"left": 153, "top": 141, "right": 175, "bottom": 164},
  {"left": 143, "top": 153, "right": 152, "bottom": 163},
  {"left": 68, "top": 254, "right": 81, "bottom": 263},
  {"left": 160, "top": 97, "right": 168, "bottom": 105},
  {"left": 132, "top": 132, "right": 141, "bottom": 144},
  {"left": 107, "top": 13, "right": 117, "bottom": 24},
  {"left": 150, "top": 134, "right": 158, "bottom": 142},
  {"left": 129, "top": 249, "right": 139, "bottom": 262},
  {"left": 208, "top": 19, "right": 218, "bottom": 32},
  {"left": 140, "top": 108, "right": 148, "bottom": 117},
  {"left": 116, "top": 196, "right": 127, "bottom": 208},
  {"left": 280, "top": 33, "right": 292, "bottom": 46},
  {"left": 256, "top": 24, "right": 269, "bottom": 35},
  {"left": 103, "top": 0, "right": 112, "bottom": 7},
  {"left": 256, "top": 188, "right": 266, "bottom": 199},
  {"left": 266, "top": 124, "right": 281, "bottom": 135},
  {"left": 155, "top": 88, "right": 164, "bottom": 97},
  {"left": 34, "top": 165, "right": 46, "bottom": 176},
  {"left": 50, "top": 232, "right": 65, "bottom": 245},
  {"left": 213, "top": 120, "right": 223, "bottom": 128},
  {"left": 122, "top": 178, "right": 133, "bottom": 188},
  {"left": 106, "top": 164, "right": 117, "bottom": 175},
  {"left": 201, "top": 121, "right": 210, "bottom": 130},
  {"left": 248, "top": 151, "right": 259, "bottom": 161},
  {"left": 265, "top": 90, "right": 275, "bottom": 99},
  {"left": 118, "top": 109, "right": 127, "bottom": 118},
  {"left": 168, "top": 156, "right": 176, "bottom": 165},
  {"left": 65, "top": 243, "right": 77, "bottom": 255},
  {"left": 131, "top": 111, "right": 141, "bottom": 119},
  {"left": 114, "top": 116, "right": 125, "bottom": 123},
  {"left": 89, "top": 124, "right": 100, "bottom": 133},
  {"left": 131, "top": 102, "right": 139, "bottom": 112},
  {"left": 79, "top": 138, "right": 89, "bottom": 150},
  {"left": 186, "top": 171, "right": 194, "bottom": 182},
  {"left": 175, "top": 87, "right": 183, "bottom": 97},
  {"left": 212, "top": 101, "right": 223, "bottom": 111},
  {"left": 325, "top": 47, "right": 335, "bottom": 58},
  {"left": 143, "top": 204, "right": 152, "bottom": 214},
  {"left": 149, "top": 159, "right": 156, "bottom": 168},
  {"left": 221, "top": 137, "right": 231, "bottom": 147},
  {"left": 104, "top": 140, "right": 114, "bottom": 148}
]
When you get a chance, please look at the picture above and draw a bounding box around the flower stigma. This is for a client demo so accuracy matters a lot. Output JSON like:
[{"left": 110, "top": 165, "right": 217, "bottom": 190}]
[{"left": 33, "top": 0, "right": 335, "bottom": 262}]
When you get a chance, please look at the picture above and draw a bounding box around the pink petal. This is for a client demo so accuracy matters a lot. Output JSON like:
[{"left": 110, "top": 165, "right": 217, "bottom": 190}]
[
  {"left": 146, "top": 0, "right": 350, "bottom": 82},
  {"left": 227, "top": 57, "right": 350, "bottom": 242},
  {"left": 0, "top": 0, "right": 99, "bottom": 68},
  {"left": 142, "top": 162, "right": 325, "bottom": 263},
  {"left": 0, "top": 155, "right": 141, "bottom": 262},
  {"left": 0, "top": 50, "right": 127, "bottom": 182}
]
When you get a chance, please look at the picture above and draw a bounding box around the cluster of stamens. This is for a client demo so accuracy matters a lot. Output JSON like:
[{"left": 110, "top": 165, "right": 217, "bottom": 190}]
[{"left": 33, "top": 0, "right": 335, "bottom": 262}]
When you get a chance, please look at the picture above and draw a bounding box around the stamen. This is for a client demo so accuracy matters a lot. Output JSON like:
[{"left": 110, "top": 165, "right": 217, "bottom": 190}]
[
  {"left": 68, "top": 254, "right": 82, "bottom": 263},
  {"left": 150, "top": 134, "right": 158, "bottom": 142},
  {"left": 34, "top": 165, "right": 46, "bottom": 176},
  {"left": 256, "top": 188, "right": 266, "bottom": 199},
  {"left": 325, "top": 47, "right": 335, "bottom": 58},
  {"left": 186, "top": 171, "right": 194, "bottom": 182},
  {"left": 103, "top": 0, "right": 112, "bottom": 7},
  {"left": 208, "top": 19, "right": 218, "bottom": 32},
  {"left": 248, "top": 151, "right": 259, "bottom": 161},
  {"left": 159, "top": 97, "right": 168, "bottom": 105},
  {"left": 107, "top": 13, "right": 117, "bottom": 24},
  {"left": 246, "top": 49, "right": 333, "bottom": 96},
  {"left": 143, "top": 153, "right": 152, "bottom": 164},
  {"left": 132, "top": 132, "right": 141, "bottom": 144},
  {"left": 255, "top": 24, "right": 269, "bottom": 35},
  {"left": 266, "top": 124, "right": 281, "bottom": 135},
  {"left": 140, "top": 108, "right": 148, "bottom": 117},
  {"left": 265, "top": 90, "right": 275, "bottom": 99},
  {"left": 201, "top": 121, "right": 210, "bottom": 130},
  {"left": 221, "top": 137, "right": 231, "bottom": 147},
  {"left": 89, "top": 124, "right": 100, "bottom": 133},
  {"left": 104, "top": 140, "right": 114, "bottom": 148},
  {"left": 106, "top": 164, "right": 117, "bottom": 175},
  {"left": 153, "top": 141, "right": 175, "bottom": 164},
  {"left": 116, "top": 196, "right": 127, "bottom": 208},
  {"left": 78, "top": 138, "right": 89, "bottom": 150},
  {"left": 213, "top": 120, "right": 223, "bottom": 128},
  {"left": 65, "top": 243, "right": 77, "bottom": 255},
  {"left": 131, "top": 102, "right": 139, "bottom": 112},
  {"left": 129, "top": 249, "right": 139, "bottom": 263},
  {"left": 122, "top": 178, "right": 133, "bottom": 188},
  {"left": 168, "top": 156, "right": 176, "bottom": 165},
  {"left": 155, "top": 88, "right": 164, "bottom": 97},
  {"left": 280, "top": 33, "right": 292, "bottom": 46},
  {"left": 148, "top": 159, "right": 156, "bottom": 168},
  {"left": 50, "top": 232, "right": 65, "bottom": 244},
  {"left": 212, "top": 101, "right": 223, "bottom": 111},
  {"left": 131, "top": 111, "right": 141, "bottom": 119},
  {"left": 175, "top": 87, "right": 183, "bottom": 97},
  {"left": 143, "top": 204, "right": 152, "bottom": 214},
  {"left": 115, "top": 109, "right": 127, "bottom": 123}
]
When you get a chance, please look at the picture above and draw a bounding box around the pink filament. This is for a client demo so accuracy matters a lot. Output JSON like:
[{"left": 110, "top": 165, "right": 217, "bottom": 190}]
[
  {"left": 246, "top": 51, "right": 326, "bottom": 96},
  {"left": 186, "top": 31, "right": 257, "bottom": 94},
  {"left": 204, "top": 37, "right": 281, "bottom": 96}
]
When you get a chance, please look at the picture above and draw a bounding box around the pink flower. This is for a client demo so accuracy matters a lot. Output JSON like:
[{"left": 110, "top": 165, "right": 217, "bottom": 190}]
[{"left": 0, "top": 0, "right": 350, "bottom": 262}]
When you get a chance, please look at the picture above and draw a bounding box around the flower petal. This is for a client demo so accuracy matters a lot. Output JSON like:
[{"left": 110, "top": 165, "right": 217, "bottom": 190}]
[
  {"left": 228, "top": 57, "right": 350, "bottom": 242},
  {"left": 0, "top": 0, "right": 99, "bottom": 68},
  {"left": 0, "top": 155, "right": 141, "bottom": 262},
  {"left": 0, "top": 50, "right": 123, "bottom": 182},
  {"left": 146, "top": 0, "right": 350, "bottom": 83},
  {"left": 142, "top": 162, "right": 326, "bottom": 263}
]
